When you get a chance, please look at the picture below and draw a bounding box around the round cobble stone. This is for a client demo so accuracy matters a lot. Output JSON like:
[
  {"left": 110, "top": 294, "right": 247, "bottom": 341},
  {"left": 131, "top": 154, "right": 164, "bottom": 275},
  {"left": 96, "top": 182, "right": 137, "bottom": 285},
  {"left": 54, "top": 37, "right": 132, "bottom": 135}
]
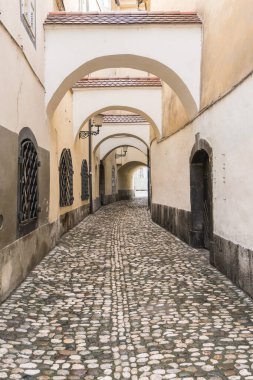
[{"left": 0, "top": 199, "right": 253, "bottom": 379}]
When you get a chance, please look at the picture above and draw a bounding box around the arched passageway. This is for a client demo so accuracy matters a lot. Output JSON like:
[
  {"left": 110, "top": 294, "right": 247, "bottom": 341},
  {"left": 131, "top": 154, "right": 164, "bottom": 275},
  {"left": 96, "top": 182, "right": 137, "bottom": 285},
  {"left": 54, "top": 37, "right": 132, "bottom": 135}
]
[
  {"left": 134, "top": 166, "right": 149, "bottom": 198},
  {"left": 118, "top": 160, "right": 148, "bottom": 201},
  {"left": 94, "top": 133, "right": 149, "bottom": 155},
  {"left": 44, "top": 12, "right": 202, "bottom": 118},
  {"left": 73, "top": 86, "right": 162, "bottom": 138},
  {"left": 190, "top": 144, "right": 213, "bottom": 249}
]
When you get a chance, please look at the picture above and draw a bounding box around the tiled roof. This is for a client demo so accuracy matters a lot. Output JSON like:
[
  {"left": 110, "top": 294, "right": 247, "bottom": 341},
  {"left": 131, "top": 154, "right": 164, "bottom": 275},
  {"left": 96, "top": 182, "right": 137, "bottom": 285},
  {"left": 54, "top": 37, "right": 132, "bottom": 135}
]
[
  {"left": 102, "top": 114, "right": 148, "bottom": 124},
  {"left": 45, "top": 12, "right": 202, "bottom": 25},
  {"left": 73, "top": 77, "right": 162, "bottom": 88}
]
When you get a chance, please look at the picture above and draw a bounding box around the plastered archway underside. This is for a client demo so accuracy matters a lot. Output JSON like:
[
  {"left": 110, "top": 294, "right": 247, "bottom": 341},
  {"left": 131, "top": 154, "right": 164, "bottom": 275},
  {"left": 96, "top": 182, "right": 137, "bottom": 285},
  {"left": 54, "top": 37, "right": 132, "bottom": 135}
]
[
  {"left": 47, "top": 54, "right": 199, "bottom": 121},
  {"left": 77, "top": 105, "right": 156, "bottom": 139},
  {"left": 94, "top": 134, "right": 149, "bottom": 155}
]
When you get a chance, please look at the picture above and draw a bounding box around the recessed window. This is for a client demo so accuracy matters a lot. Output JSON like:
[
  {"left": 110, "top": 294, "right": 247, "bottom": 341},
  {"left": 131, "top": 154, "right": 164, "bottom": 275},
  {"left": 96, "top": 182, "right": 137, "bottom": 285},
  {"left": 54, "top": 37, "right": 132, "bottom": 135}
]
[
  {"left": 18, "top": 138, "right": 39, "bottom": 236},
  {"left": 81, "top": 160, "right": 89, "bottom": 201},
  {"left": 59, "top": 149, "right": 74, "bottom": 207},
  {"left": 112, "top": 166, "right": 116, "bottom": 194},
  {"left": 0, "top": 215, "right": 3, "bottom": 231},
  {"left": 20, "top": 0, "right": 36, "bottom": 43}
]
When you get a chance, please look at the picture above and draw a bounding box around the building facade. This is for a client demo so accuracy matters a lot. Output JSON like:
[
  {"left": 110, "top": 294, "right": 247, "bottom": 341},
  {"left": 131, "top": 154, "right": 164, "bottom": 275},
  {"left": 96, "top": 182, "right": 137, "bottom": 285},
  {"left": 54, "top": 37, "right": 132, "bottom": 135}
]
[{"left": 0, "top": 0, "right": 253, "bottom": 301}]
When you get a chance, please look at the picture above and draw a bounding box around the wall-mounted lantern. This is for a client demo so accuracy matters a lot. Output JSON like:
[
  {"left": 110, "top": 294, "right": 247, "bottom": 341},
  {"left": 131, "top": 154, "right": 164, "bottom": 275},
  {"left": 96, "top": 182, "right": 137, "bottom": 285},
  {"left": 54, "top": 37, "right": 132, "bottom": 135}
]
[
  {"left": 79, "top": 114, "right": 104, "bottom": 139},
  {"left": 115, "top": 145, "right": 128, "bottom": 159}
]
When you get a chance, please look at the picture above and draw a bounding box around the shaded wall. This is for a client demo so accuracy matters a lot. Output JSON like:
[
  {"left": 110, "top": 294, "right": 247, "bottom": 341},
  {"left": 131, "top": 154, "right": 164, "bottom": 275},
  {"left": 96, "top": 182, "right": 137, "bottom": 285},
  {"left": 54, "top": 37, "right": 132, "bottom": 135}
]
[{"left": 151, "top": 72, "right": 253, "bottom": 298}]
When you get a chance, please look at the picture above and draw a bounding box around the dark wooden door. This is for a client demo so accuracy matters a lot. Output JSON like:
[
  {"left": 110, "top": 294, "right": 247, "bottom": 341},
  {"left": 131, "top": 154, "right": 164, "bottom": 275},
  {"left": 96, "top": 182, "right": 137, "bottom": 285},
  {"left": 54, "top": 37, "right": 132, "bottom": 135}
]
[
  {"left": 190, "top": 157, "right": 212, "bottom": 249},
  {"left": 190, "top": 163, "right": 204, "bottom": 247}
]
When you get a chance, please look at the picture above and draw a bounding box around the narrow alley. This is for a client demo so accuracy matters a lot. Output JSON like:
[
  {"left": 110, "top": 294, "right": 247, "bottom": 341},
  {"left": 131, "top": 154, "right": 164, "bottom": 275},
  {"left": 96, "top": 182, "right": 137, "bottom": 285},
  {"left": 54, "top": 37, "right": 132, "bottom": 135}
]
[{"left": 0, "top": 200, "right": 253, "bottom": 380}]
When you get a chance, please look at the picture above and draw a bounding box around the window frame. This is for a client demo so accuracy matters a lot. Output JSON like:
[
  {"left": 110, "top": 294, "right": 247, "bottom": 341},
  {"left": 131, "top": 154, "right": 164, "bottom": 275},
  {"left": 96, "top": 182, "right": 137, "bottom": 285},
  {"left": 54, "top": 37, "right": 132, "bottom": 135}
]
[
  {"left": 20, "top": 0, "right": 36, "bottom": 46},
  {"left": 59, "top": 149, "right": 74, "bottom": 207},
  {"left": 17, "top": 129, "right": 40, "bottom": 237},
  {"left": 81, "top": 159, "right": 89, "bottom": 201}
]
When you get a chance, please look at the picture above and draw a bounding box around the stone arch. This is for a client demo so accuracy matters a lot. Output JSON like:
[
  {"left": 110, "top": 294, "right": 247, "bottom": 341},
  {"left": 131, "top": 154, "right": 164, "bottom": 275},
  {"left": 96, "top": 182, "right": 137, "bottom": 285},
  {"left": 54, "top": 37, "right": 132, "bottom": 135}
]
[
  {"left": 118, "top": 160, "right": 148, "bottom": 201},
  {"left": 76, "top": 105, "right": 158, "bottom": 140},
  {"left": 102, "top": 145, "right": 146, "bottom": 160},
  {"left": 190, "top": 137, "right": 213, "bottom": 164},
  {"left": 46, "top": 54, "right": 199, "bottom": 121},
  {"left": 94, "top": 133, "right": 148, "bottom": 155},
  {"left": 119, "top": 160, "right": 148, "bottom": 171}
]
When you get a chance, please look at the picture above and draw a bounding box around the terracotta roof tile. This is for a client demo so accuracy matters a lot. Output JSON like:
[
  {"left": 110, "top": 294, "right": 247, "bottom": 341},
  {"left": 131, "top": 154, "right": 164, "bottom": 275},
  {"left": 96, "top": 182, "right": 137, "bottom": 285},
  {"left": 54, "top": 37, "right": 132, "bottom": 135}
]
[
  {"left": 45, "top": 12, "right": 202, "bottom": 25},
  {"left": 73, "top": 77, "right": 162, "bottom": 88},
  {"left": 102, "top": 114, "right": 148, "bottom": 124}
]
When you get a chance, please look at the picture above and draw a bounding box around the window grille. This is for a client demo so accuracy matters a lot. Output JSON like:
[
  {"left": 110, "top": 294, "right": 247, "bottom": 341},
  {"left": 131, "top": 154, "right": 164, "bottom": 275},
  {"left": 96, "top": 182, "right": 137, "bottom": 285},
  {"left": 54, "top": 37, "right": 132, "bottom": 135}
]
[
  {"left": 59, "top": 149, "right": 74, "bottom": 207},
  {"left": 112, "top": 166, "right": 116, "bottom": 194},
  {"left": 20, "top": 0, "right": 36, "bottom": 42},
  {"left": 81, "top": 159, "right": 89, "bottom": 200},
  {"left": 18, "top": 139, "right": 39, "bottom": 232}
]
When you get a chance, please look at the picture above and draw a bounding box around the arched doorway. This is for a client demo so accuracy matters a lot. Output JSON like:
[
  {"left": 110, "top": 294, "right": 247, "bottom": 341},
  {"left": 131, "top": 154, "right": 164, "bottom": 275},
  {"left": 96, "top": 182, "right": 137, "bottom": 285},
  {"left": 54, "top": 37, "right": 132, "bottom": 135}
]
[{"left": 190, "top": 142, "right": 213, "bottom": 250}]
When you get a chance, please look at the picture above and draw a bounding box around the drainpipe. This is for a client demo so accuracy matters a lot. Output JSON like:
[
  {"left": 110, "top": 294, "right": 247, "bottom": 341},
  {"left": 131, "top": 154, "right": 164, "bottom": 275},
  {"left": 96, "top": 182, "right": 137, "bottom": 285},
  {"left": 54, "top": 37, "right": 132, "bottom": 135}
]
[
  {"left": 88, "top": 119, "right": 93, "bottom": 214},
  {"left": 147, "top": 147, "right": 151, "bottom": 209}
]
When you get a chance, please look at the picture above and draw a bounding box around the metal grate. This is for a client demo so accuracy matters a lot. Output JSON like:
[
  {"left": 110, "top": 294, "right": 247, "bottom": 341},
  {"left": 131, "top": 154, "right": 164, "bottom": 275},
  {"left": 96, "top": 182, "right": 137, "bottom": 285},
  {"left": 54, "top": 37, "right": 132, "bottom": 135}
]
[
  {"left": 81, "top": 159, "right": 89, "bottom": 201},
  {"left": 18, "top": 139, "right": 39, "bottom": 225},
  {"left": 112, "top": 166, "right": 116, "bottom": 194},
  {"left": 59, "top": 149, "right": 74, "bottom": 207}
]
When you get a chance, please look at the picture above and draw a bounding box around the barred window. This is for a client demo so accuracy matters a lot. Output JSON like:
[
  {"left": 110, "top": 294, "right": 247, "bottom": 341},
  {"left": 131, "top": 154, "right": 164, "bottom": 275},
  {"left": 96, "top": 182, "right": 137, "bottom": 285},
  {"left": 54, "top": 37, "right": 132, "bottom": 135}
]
[
  {"left": 81, "top": 159, "right": 89, "bottom": 200},
  {"left": 112, "top": 166, "right": 116, "bottom": 194},
  {"left": 18, "top": 138, "right": 39, "bottom": 235},
  {"left": 59, "top": 149, "right": 74, "bottom": 207}
]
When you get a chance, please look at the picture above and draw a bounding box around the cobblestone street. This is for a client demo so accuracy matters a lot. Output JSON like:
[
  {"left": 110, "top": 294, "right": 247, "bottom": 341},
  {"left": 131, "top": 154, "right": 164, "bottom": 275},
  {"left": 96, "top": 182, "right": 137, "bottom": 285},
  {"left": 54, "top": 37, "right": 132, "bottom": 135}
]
[{"left": 1, "top": 200, "right": 253, "bottom": 379}]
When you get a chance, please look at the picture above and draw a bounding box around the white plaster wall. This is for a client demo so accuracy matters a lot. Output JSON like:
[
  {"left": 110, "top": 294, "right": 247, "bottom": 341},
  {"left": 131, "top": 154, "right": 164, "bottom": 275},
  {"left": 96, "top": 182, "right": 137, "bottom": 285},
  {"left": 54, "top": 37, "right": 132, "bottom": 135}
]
[
  {"left": 64, "top": 0, "right": 111, "bottom": 11},
  {"left": 151, "top": 0, "right": 197, "bottom": 11},
  {"left": 88, "top": 68, "right": 152, "bottom": 78},
  {"left": 0, "top": 0, "right": 54, "bottom": 82},
  {"left": 0, "top": 0, "right": 55, "bottom": 149},
  {"left": 45, "top": 24, "right": 202, "bottom": 118},
  {"left": 73, "top": 87, "right": 162, "bottom": 137},
  {"left": 151, "top": 74, "right": 253, "bottom": 250}
]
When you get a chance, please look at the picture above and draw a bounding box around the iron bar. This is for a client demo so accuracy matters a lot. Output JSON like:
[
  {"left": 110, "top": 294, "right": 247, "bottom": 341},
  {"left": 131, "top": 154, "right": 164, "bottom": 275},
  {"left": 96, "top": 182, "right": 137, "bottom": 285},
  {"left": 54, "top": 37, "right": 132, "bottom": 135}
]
[{"left": 147, "top": 147, "right": 151, "bottom": 209}]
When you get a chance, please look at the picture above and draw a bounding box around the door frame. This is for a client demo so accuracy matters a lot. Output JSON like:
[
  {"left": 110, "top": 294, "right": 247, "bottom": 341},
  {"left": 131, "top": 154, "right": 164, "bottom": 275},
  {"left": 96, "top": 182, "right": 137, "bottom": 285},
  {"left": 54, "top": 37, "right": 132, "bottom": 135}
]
[{"left": 189, "top": 138, "right": 213, "bottom": 251}]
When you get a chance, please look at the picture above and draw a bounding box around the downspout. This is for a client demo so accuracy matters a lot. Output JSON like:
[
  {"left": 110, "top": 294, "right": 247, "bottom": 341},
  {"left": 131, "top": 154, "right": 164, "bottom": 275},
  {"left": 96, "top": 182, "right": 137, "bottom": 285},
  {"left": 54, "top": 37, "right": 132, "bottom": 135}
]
[
  {"left": 88, "top": 120, "right": 93, "bottom": 214},
  {"left": 147, "top": 147, "right": 151, "bottom": 209}
]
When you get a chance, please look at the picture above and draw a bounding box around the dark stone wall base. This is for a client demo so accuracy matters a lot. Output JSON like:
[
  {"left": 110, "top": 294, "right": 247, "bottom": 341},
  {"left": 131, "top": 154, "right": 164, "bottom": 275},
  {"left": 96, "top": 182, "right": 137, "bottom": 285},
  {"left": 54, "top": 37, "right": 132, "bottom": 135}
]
[
  {"left": 0, "top": 204, "right": 89, "bottom": 303},
  {"left": 151, "top": 203, "right": 191, "bottom": 244},
  {"left": 102, "top": 194, "right": 119, "bottom": 205},
  {"left": 119, "top": 190, "right": 135, "bottom": 200},
  {"left": 94, "top": 194, "right": 119, "bottom": 211},
  {"left": 93, "top": 197, "right": 101, "bottom": 213},
  {"left": 213, "top": 234, "right": 253, "bottom": 298},
  {"left": 60, "top": 204, "right": 89, "bottom": 237},
  {"left": 151, "top": 202, "right": 253, "bottom": 299}
]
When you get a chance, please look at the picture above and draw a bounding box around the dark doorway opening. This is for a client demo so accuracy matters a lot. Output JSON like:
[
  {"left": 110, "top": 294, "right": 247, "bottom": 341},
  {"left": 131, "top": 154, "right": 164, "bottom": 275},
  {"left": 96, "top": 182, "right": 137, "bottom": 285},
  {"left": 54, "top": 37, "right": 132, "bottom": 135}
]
[{"left": 190, "top": 149, "right": 213, "bottom": 249}]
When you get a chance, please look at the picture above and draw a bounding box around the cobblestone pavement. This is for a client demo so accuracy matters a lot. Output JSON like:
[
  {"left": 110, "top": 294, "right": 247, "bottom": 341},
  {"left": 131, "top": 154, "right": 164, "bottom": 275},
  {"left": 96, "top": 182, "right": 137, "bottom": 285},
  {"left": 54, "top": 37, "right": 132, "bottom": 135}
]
[{"left": 1, "top": 199, "right": 253, "bottom": 380}]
